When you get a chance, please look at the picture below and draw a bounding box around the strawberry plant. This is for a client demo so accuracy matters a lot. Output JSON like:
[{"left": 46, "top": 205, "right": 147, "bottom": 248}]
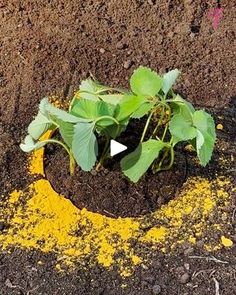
[{"left": 20, "top": 66, "right": 216, "bottom": 182}]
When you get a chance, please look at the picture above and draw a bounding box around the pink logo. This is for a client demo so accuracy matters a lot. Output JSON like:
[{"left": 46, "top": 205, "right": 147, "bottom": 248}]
[{"left": 207, "top": 8, "right": 223, "bottom": 30}]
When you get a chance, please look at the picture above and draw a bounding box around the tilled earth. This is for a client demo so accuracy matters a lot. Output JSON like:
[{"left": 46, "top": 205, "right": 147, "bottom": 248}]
[{"left": 0, "top": 1, "right": 236, "bottom": 294}]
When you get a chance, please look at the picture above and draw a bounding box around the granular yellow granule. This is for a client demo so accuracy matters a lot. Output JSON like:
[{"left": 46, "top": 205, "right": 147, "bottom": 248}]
[
  {"left": 9, "top": 190, "right": 21, "bottom": 204},
  {"left": 0, "top": 174, "right": 233, "bottom": 276},
  {"left": 131, "top": 255, "right": 142, "bottom": 265},
  {"left": 216, "top": 123, "right": 223, "bottom": 130},
  {"left": 120, "top": 267, "right": 133, "bottom": 277},
  {"left": 0, "top": 136, "right": 234, "bottom": 276},
  {"left": 28, "top": 149, "right": 45, "bottom": 176},
  {"left": 221, "top": 236, "right": 233, "bottom": 247},
  {"left": 142, "top": 226, "right": 167, "bottom": 243},
  {"left": 28, "top": 131, "right": 53, "bottom": 176}
]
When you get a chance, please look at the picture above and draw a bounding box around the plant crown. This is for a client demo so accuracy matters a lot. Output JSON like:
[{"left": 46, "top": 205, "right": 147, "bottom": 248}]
[{"left": 20, "top": 66, "right": 216, "bottom": 182}]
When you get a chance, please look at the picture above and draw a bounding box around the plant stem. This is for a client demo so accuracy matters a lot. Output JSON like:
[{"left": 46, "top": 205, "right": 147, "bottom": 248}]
[
  {"left": 157, "top": 148, "right": 169, "bottom": 171},
  {"left": 95, "top": 118, "right": 121, "bottom": 171},
  {"left": 79, "top": 87, "right": 126, "bottom": 97},
  {"left": 69, "top": 152, "right": 75, "bottom": 176},
  {"left": 96, "top": 137, "right": 110, "bottom": 171},
  {"left": 114, "top": 124, "right": 121, "bottom": 140},
  {"left": 69, "top": 96, "right": 77, "bottom": 112},
  {"left": 151, "top": 101, "right": 171, "bottom": 138},
  {"left": 140, "top": 111, "right": 154, "bottom": 142},
  {"left": 95, "top": 116, "right": 119, "bottom": 126},
  {"left": 160, "top": 146, "right": 174, "bottom": 171},
  {"left": 151, "top": 106, "right": 165, "bottom": 138},
  {"left": 161, "top": 123, "right": 169, "bottom": 141},
  {"left": 96, "top": 87, "right": 127, "bottom": 94},
  {"left": 153, "top": 145, "right": 174, "bottom": 173}
]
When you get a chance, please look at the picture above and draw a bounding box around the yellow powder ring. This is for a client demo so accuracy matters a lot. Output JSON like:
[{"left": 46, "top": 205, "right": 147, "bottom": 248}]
[{"left": 0, "top": 128, "right": 234, "bottom": 276}]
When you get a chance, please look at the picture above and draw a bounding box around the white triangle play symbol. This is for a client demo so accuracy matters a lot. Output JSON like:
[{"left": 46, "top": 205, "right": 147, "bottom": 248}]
[{"left": 110, "top": 140, "right": 127, "bottom": 157}]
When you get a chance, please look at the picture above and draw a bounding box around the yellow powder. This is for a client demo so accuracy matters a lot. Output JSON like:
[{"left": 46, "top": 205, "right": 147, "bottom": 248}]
[
  {"left": 185, "top": 205, "right": 193, "bottom": 215},
  {"left": 121, "top": 284, "right": 128, "bottom": 288},
  {"left": 49, "top": 96, "right": 69, "bottom": 109},
  {"left": 216, "top": 123, "right": 223, "bottom": 130},
  {"left": 29, "top": 149, "right": 45, "bottom": 176},
  {"left": 188, "top": 236, "right": 196, "bottom": 244},
  {"left": 143, "top": 227, "right": 167, "bottom": 243},
  {"left": 0, "top": 134, "right": 234, "bottom": 276},
  {"left": 184, "top": 144, "right": 194, "bottom": 152},
  {"left": 203, "top": 198, "right": 214, "bottom": 213},
  {"left": 97, "top": 240, "right": 116, "bottom": 267},
  {"left": 120, "top": 268, "right": 133, "bottom": 277},
  {"left": 28, "top": 131, "right": 54, "bottom": 176},
  {"left": 221, "top": 236, "right": 233, "bottom": 247},
  {"left": 131, "top": 255, "right": 142, "bottom": 265},
  {"left": 9, "top": 190, "right": 21, "bottom": 204},
  {"left": 55, "top": 263, "right": 63, "bottom": 272},
  {"left": 205, "top": 244, "right": 221, "bottom": 251}
]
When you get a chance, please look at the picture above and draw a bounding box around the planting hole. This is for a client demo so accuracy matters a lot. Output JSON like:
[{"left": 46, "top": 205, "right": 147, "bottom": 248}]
[{"left": 44, "top": 119, "right": 187, "bottom": 218}]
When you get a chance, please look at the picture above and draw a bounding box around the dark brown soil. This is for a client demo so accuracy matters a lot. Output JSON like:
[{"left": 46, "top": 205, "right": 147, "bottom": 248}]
[
  {"left": 1, "top": 246, "right": 236, "bottom": 295},
  {"left": 0, "top": 0, "right": 236, "bottom": 294}
]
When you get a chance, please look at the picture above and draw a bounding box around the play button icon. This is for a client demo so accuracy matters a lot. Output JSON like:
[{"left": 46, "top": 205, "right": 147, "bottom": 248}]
[{"left": 110, "top": 140, "right": 127, "bottom": 157}]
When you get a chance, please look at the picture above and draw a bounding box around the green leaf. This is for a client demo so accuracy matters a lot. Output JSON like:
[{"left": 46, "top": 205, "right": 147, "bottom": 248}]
[
  {"left": 71, "top": 99, "right": 115, "bottom": 128},
  {"left": 98, "top": 94, "right": 124, "bottom": 106},
  {"left": 162, "top": 69, "right": 180, "bottom": 94},
  {"left": 192, "top": 110, "right": 216, "bottom": 137},
  {"left": 97, "top": 119, "right": 128, "bottom": 138},
  {"left": 115, "top": 94, "right": 145, "bottom": 121},
  {"left": 169, "top": 114, "right": 197, "bottom": 142},
  {"left": 131, "top": 102, "right": 154, "bottom": 119},
  {"left": 192, "top": 110, "right": 216, "bottom": 166},
  {"left": 49, "top": 115, "right": 74, "bottom": 148},
  {"left": 72, "top": 122, "right": 98, "bottom": 171},
  {"left": 79, "top": 79, "right": 101, "bottom": 101},
  {"left": 121, "top": 139, "right": 166, "bottom": 183},
  {"left": 171, "top": 95, "right": 195, "bottom": 121},
  {"left": 97, "top": 125, "right": 119, "bottom": 138},
  {"left": 70, "top": 99, "right": 114, "bottom": 120},
  {"left": 196, "top": 131, "right": 215, "bottom": 166},
  {"left": 44, "top": 99, "right": 89, "bottom": 123},
  {"left": 28, "top": 112, "right": 52, "bottom": 140},
  {"left": 130, "top": 66, "right": 163, "bottom": 96},
  {"left": 20, "top": 135, "right": 46, "bottom": 152},
  {"left": 79, "top": 78, "right": 110, "bottom": 101},
  {"left": 196, "top": 129, "right": 204, "bottom": 150},
  {"left": 58, "top": 121, "right": 74, "bottom": 148},
  {"left": 96, "top": 117, "right": 117, "bottom": 127},
  {"left": 39, "top": 97, "right": 50, "bottom": 116},
  {"left": 77, "top": 78, "right": 127, "bottom": 106}
]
